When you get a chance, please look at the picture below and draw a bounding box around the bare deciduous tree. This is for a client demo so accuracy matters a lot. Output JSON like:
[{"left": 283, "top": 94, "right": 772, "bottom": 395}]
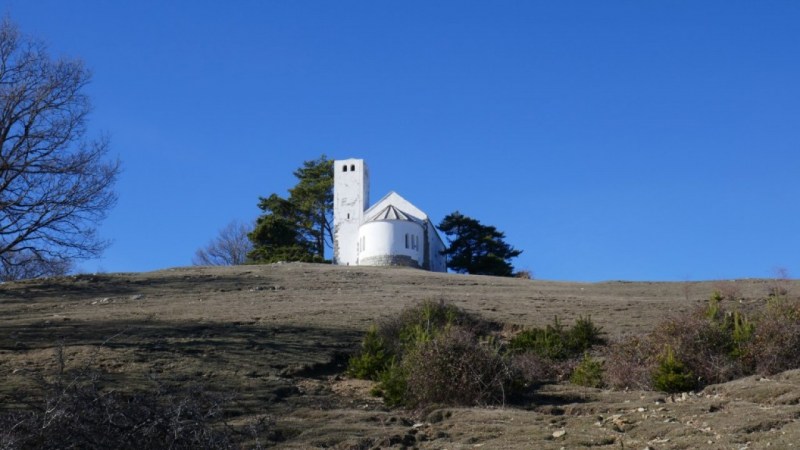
[
  {"left": 193, "top": 220, "right": 253, "bottom": 266},
  {"left": 0, "top": 19, "right": 119, "bottom": 281}
]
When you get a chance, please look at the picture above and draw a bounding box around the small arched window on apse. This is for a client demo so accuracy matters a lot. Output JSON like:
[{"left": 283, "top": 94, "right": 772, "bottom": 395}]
[
  {"left": 405, "top": 234, "right": 409, "bottom": 249},
  {"left": 343, "top": 165, "right": 348, "bottom": 172},
  {"left": 350, "top": 164, "right": 355, "bottom": 171}
]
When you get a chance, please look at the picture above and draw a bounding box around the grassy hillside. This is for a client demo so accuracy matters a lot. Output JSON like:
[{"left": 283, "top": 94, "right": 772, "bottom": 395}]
[{"left": 1, "top": 263, "right": 798, "bottom": 448}]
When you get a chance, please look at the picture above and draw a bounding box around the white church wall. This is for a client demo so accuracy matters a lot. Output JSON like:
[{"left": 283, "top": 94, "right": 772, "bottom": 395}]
[
  {"left": 357, "top": 220, "right": 424, "bottom": 268},
  {"left": 333, "top": 158, "right": 446, "bottom": 272},
  {"left": 333, "top": 159, "right": 369, "bottom": 265},
  {"left": 426, "top": 221, "right": 447, "bottom": 272}
]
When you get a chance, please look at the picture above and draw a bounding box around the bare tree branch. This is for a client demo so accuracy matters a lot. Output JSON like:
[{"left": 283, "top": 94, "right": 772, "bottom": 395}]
[
  {"left": 193, "top": 220, "right": 253, "bottom": 266},
  {"left": 0, "top": 18, "right": 119, "bottom": 281}
]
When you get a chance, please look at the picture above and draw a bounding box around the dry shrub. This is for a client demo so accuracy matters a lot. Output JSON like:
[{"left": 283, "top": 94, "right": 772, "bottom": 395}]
[
  {"left": 605, "top": 304, "right": 746, "bottom": 391},
  {"left": 349, "top": 301, "right": 515, "bottom": 407},
  {"left": 650, "top": 312, "right": 747, "bottom": 386},
  {"left": 712, "top": 282, "right": 742, "bottom": 301},
  {"left": 402, "top": 327, "right": 513, "bottom": 407},
  {"left": 506, "top": 316, "right": 605, "bottom": 387},
  {"left": 0, "top": 347, "right": 272, "bottom": 450},
  {"left": 767, "top": 267, "right": 792, "bottom": 298},
  {"left": 511, "top": 352, "right": 556, "bottom": 385},
  {"left": 376, "top": 299, "right": 498, "bottom": 360},
  {"left": 510, "top": 351, "right": 576, "bottom": 385},
  {"left": 604, "top": 335, "right": 657, "bottom": 390},
  {"left": 606, "top": 294, "right": 800, "bottom": 392},
  {"left": 745, "top": 298, "right": 800, "bottom": 375},
  {"left": 514, "top": 270, "right": 533, "bottom": 280}
]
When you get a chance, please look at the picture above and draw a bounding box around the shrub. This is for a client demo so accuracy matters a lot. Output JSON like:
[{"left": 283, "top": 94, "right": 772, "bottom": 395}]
[
  {"left": 604, "top": 335, "right": 656, "bottom": 390},
  {"left": 570, "top": 353, "right": 604, "bottom": 388},
  {"left": 606, "top": 293, "right": 764, "bottom": 391},
  {"left": 744, "top": 297, "right": 800, "bottom": 375},
  {"left": 514, "top": 270, "right": 533, "bottom": 280},
  {"left": 510, "top": 351, "right": 562, "bottom": 387},
  {"left": 371, "top": 299, "right": 495, "bottom": 360},
  {"left": 348, "top": 300, "right": 513, "bottom": 407},
  {"left": 508, "top": 316, "right": 604, "bottom": 361},
  {"left": 0, "top": 347, "right": 272, "bottom": 450},
  {"left": 347, "top": 326, "right": 390, "bottom": 380},
  {"left": 374, "top": 359, "right": 407, "bottom": 407},
  {"left": 652, "top": 346, "right": 697, "bottom": 393},
  {"left": 402, "top": 327, "right": 513, "bottom": 407},
  {"left": 650, "top": 313, "right": 741, "bottom": 385},
  {"left": 568, "top": 316, "right": 607, "bottom": 353},
  {"left": 508, "top": 319, "right": 567, "bottom": 360}
]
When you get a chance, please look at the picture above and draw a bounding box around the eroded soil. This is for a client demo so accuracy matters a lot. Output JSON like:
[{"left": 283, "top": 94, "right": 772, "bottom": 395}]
[{"left": 1, "top": 263, "right": 798, "bottom": 448}]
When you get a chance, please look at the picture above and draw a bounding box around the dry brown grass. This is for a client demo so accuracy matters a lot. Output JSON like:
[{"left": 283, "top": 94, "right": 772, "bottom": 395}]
[{"left": 1, "top": 263, "right": 799, "bottom": 448}]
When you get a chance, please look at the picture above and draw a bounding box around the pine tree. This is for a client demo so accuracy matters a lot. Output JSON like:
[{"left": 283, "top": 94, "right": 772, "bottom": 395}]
[
  {"left": 249, "top": 156, "right": 333, "bottom": 263},
  {"left": 438, "top": 211, "right": 521, "bottom": 276}
]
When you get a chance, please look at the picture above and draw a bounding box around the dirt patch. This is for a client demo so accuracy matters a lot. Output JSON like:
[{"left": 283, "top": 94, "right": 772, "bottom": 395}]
[{"left": 1, "top": 263, "right": 799, "bottom": 448}]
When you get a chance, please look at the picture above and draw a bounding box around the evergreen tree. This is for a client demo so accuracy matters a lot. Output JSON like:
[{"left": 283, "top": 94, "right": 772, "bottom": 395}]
[
  {"left": 438, "top": 211, "right": 521, "bottom": 277},
  {"left": 248, "top": 156, "right": 333, "bottom": 263},
  {"left": 288, "top": 157, "right": 334, "bottom": 257}
]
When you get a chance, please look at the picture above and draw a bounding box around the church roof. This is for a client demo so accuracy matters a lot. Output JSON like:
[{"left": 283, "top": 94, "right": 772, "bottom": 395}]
[{"left": 365, "top": 204, "right": 419, "bottom": 223}]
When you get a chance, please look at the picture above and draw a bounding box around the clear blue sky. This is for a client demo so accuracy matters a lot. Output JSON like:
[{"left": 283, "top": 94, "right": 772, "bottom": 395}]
[{"left": 5, "top": 1, "right": 799, "bottom": 281}]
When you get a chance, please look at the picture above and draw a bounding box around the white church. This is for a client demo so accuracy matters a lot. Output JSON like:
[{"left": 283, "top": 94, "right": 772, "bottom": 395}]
[{"left": 333, "top": 158, "right": 447, "bottom": 272}]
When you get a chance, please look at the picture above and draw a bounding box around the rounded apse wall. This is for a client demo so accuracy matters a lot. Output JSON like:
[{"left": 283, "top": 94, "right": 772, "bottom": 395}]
[{"left": 357, "top": 220, "right": 424, "bottom": 268}]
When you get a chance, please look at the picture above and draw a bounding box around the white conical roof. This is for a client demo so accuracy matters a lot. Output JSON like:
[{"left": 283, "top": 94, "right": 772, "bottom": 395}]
[{"left": 366, "top": 204, "right": 418, "bottom": 223}]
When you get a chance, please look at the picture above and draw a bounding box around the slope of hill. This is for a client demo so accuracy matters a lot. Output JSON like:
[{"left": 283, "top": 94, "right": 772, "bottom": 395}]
[{"left": 1, "top": 263, "right": 798, "bottom": 448}]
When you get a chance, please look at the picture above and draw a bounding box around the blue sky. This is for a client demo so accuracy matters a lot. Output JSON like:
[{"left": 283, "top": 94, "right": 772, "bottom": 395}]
[{"left": 4, "top": 1, "right": 799, "bottom": 281}]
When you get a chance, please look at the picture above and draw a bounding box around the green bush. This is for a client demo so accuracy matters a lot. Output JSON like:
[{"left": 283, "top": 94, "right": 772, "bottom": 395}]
[
  {"left": 374, "top": 359, "right": 407, "bottom": 407},
  {"left": 508, "top": 322, "right": 565, "bottom": 359},
  {"left": 568, "top": 316, "right": 607, "bottom": 353},
  {"left": 346, "top": 326, "right": 390, "bottom": 380},
  {"left": 570, "top": 353, "right": 604, "bottom": 388},
  {"left": 508, "top": 316, "right": 604, "bottom": 360},
  {"left": 652, "top": 346, "right": 696, "bottom": 393}
]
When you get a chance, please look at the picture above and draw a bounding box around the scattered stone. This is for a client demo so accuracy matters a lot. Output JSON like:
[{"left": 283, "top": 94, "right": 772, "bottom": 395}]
[
  {"left": 552, "top": 429, "right": 566, "bottom": 438},
  {"left": 611, "top": 416, "right": 631, "bottom": 432},
  {"left": 130, "top": 294, "right": 144, "bottom": 300}
]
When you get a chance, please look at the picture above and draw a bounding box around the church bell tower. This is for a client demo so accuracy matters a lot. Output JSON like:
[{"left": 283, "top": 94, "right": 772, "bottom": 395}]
[{"left": 333, "top": 159, "right": 369, "bottom": 265}]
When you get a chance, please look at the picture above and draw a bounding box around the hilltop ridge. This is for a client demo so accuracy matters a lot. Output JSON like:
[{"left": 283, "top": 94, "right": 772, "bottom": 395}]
[{"left": 1, "top": 263, "right": 798, "bottom": 448}]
